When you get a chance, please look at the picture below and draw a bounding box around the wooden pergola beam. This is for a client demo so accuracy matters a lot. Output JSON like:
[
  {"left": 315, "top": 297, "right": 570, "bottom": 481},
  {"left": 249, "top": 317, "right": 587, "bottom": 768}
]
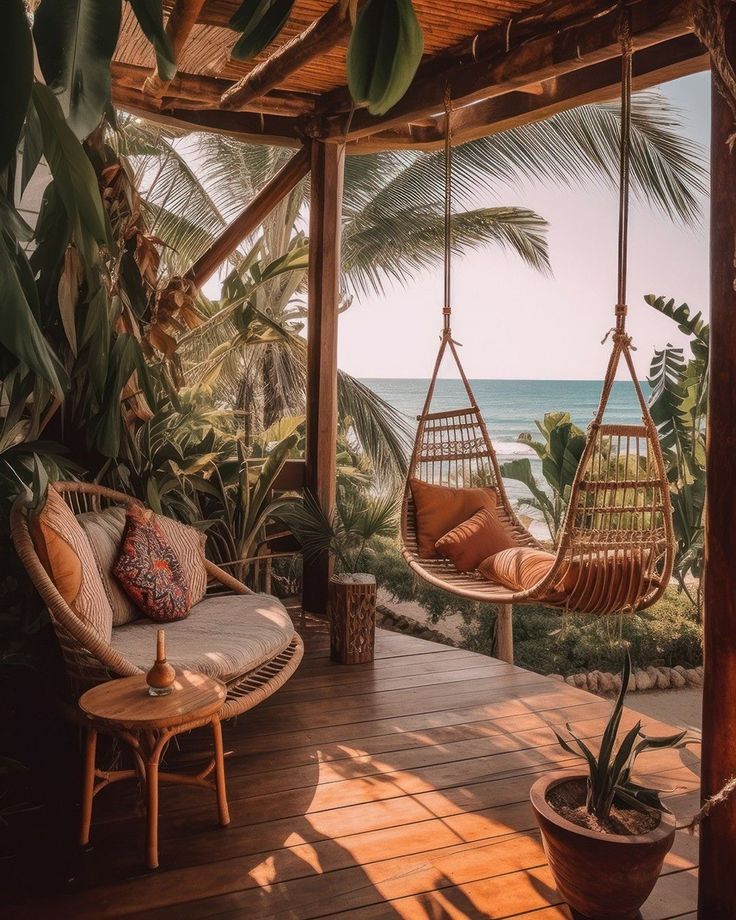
[
  {"left": 112, "top": 61, "right": 314, "bottom": 117},
  {"left": 186, "top": 144, "right": 311, "bottom": 290},
  {"left": 113, "top": 86, "right": 301, "bottom": 146},
  {"left": 351, "top": 33, "right": 707, "bottom": 152},
  {"left": 323, "top": 0, "right": 693, "bottom": 142},
  {"left": 220, "top": 1, "right": 361, "bottom": 111},
  {"left": 144, "top": 0, "right": 208, "bottom": 95}
]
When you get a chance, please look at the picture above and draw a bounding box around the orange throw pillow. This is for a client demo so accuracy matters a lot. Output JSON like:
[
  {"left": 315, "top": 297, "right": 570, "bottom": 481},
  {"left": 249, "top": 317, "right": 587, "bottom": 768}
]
[
  {"left": 435, "top": 507, "right": 517, "bottom": 572},
  {"left": 409, "top": 479, "right": 498, "bottom": 559}
]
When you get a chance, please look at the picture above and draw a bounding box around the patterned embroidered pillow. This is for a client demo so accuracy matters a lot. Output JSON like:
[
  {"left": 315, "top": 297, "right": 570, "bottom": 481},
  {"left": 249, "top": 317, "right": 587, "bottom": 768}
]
[{"left": 113, "top": 505, "right": 191, "bottom": 622}]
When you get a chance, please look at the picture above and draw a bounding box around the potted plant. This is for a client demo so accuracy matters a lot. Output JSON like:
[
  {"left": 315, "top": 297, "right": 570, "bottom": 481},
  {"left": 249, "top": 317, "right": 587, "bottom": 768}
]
[
  {"left": 277, "top": 488, "right": 399, "bottom": 663},
  {"left": 530, "top": 652, "right": 687, "bottom": 920}
]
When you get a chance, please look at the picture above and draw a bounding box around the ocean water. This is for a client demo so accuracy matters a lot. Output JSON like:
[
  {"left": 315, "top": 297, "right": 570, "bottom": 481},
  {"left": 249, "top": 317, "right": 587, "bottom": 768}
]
[{"left": 362, "top": 378, "right": 650, "bottom": 536}]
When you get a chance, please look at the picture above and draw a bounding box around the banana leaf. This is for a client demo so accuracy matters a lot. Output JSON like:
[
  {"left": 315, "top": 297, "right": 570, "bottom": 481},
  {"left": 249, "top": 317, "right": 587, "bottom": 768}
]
[
  {"left": 32, "top": 84, "right": 108, "bottom": 248},
  {"left": 0, "top": 0, "right": 33, "bottom": 170},
  {"left": 127, "top": 0, "right": 176, "bottom": 82},
  {"left": 33, "top": 0, "right": 122, "bottom": 141},
  {"left": 347, "top": 0, "right": 423, "bottom": 116},
  {"left": 0, "top": 233, "right": 66, "bottom": 399},
  {"left": 230, "top": 0, "right": 296, "bottom": 61}
]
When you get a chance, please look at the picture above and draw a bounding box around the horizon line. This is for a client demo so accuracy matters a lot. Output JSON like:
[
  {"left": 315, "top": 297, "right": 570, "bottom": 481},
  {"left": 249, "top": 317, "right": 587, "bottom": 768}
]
[{"left": 358, "top": 376, "right": 648, "bottom": 383}]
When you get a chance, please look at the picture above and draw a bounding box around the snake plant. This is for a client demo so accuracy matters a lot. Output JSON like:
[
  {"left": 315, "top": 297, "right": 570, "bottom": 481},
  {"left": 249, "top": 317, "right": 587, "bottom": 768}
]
[{"left": 553, "top": 651, "right": 687, "bottom": 821}]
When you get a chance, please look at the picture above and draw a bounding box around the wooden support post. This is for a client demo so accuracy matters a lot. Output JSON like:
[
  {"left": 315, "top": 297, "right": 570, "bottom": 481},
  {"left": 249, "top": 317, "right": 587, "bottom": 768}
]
[
  {"left": 303, "top": 141, "right": 345, "bottom": 616},
  {"left": 699, "top": 38, "right": 736, "bottom": 919},
  {"left": 496, "top": 604, "right": 514, "bottom": 664},
  {"left": 186, "top": 145, "right": 311, "bottom": 289}
]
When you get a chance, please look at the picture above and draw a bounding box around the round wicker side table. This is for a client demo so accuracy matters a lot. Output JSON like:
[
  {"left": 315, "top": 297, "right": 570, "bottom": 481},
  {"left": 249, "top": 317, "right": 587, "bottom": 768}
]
[{"left": 79, "top": 669, "right": 229, "bottom": 869}]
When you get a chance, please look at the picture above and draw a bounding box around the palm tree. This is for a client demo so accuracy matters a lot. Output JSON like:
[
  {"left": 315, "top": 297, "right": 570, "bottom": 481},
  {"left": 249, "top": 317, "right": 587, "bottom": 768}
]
[{"left": 117, "top": 92, "right": 705, "bottom": 481}]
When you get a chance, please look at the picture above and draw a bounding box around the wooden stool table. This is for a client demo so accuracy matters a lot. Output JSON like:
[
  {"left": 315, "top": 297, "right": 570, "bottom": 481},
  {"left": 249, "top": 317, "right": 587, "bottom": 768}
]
[{"left": 79, "top": 669, "right": 229, "bottom": 869}]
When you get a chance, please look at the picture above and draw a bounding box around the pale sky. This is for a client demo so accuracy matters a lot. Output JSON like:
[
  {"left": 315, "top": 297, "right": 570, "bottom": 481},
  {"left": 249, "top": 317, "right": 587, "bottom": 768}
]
[{"left": 338, "top": 71, "right": 710, "bottom": 381}]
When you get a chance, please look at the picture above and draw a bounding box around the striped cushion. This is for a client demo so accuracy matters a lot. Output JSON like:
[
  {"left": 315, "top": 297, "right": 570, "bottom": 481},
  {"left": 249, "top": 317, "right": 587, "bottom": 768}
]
[
  {"left": 154, "top": 514, "right": 207, "bottom": 607},
  {"left": 78, "top": 506, "right": 139, "bottom": 626},
  {"left": 30, "top": 487, "right": 113, "bottom": 642},
  {"left": 480, "top": 546, "right": 655, "bottom": 608}
]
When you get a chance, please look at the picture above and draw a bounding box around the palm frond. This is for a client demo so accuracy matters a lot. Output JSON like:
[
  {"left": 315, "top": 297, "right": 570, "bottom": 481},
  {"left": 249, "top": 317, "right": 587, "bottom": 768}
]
[
  {"left": 342, "top": 205, "right": 549, "bottom": 296},
  {"left": 344, "top": 92, "right": 705, "bottom": 226},
  {"left": 337, "top": 371, "right": 410, "bottom": 483}
]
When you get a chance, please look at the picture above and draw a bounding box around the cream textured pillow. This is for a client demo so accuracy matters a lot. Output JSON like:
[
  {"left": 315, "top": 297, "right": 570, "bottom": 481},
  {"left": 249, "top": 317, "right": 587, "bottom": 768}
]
[
  {"left": 77, "top": 506, "right": 139, "bottom": 626},
  {"left": 30, "top": 487, "right": 113, "bottom": 642}
]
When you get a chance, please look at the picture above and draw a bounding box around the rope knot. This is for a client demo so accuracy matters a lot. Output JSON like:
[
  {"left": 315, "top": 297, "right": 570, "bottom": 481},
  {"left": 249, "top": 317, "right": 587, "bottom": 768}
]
[{"left": 614, "top": 331, "right": 635, "bottom": 350}]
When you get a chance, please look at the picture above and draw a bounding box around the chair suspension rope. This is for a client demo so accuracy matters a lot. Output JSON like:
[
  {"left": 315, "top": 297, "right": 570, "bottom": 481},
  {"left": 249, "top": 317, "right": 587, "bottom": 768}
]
[
  {"left": 442, "top": 86, "right": 453, "bottom": 336},
  {"left": 615, "top": 9, "right": 633, "bottom": 335}
]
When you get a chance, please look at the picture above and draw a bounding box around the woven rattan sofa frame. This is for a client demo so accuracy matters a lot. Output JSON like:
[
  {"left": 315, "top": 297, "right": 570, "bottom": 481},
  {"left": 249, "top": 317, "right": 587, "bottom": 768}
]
[{"left": 10, "top": 482, "right": 304, "bottom": 721}]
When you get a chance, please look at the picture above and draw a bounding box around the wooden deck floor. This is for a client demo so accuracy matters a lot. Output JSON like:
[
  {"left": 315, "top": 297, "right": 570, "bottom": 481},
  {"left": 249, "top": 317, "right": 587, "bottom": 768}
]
[{"left": 13, "top": 621, "right": 700, "bottom": 919}]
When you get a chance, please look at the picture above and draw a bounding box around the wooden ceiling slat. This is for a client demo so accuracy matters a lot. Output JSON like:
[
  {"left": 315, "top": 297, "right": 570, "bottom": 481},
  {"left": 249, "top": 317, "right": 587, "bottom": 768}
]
[{"left": 324, "top": 0, "right": 694, "bottom": 141}]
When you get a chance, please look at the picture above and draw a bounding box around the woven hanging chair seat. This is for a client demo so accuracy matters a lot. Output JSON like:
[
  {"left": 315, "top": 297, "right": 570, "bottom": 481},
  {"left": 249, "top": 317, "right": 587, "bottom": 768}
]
[{"left": 400, "top": 341, "right": 674, "bottom": 617}]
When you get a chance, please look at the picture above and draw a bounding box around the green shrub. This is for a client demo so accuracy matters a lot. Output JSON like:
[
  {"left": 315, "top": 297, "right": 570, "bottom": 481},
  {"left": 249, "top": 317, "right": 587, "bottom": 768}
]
[{"left": 461, "top": 589, "right": 702, "bottom": 676}]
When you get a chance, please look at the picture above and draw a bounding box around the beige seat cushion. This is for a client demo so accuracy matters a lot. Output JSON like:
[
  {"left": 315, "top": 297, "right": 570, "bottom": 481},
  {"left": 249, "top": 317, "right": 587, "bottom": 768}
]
[
  {"left": 78, "top": 506, "right": 208, "bottom": 626},
  {"left": 111, "top": 593, "right": 295, "bottom": 683},
  {"left": 29, "top": 487, "right": 113, "bottom": 642}
]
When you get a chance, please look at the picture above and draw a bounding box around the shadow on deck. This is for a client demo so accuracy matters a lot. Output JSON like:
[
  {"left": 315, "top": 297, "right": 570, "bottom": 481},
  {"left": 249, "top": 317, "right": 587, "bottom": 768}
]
[{"left": 5, "top": 619, "right": 700, "bottom": 919}]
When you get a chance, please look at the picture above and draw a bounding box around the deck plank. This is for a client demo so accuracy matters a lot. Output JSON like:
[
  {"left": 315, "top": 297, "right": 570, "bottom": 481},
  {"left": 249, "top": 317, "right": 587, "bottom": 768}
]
[{"left": 10, "top": 623, "right": 700, "bottom": 919}]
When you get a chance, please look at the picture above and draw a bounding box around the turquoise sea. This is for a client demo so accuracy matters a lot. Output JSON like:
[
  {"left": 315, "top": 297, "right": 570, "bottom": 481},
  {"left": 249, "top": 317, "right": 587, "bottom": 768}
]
[{"left": 362, "top": 378, "right": 650, "bottom": 536}]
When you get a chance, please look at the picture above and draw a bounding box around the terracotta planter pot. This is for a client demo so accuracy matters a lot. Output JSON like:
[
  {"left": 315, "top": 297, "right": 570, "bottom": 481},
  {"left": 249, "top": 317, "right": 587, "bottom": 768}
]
[
  {"left": 530, "top": 771, "right": 676, "bottom": 920},
  {"left": 328, "top": 574, "right": 376, "bottom": 664}
]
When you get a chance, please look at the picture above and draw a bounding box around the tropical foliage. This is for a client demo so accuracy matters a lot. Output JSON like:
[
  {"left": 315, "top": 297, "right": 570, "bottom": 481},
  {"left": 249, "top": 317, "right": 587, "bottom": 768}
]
[
  {"left": 553, "top": 651, "right": 687, "bottom": 820},
  {"left": 646, "top": 294, "right": 708, "bottom": 612},
  {"left": 117, "top": 91, "right": 706, "bottom": 492},
  {"left": 500, "top": 412, "right": 586, "bottom": 543},
  {"left": 277, "top": 486, "right": 400, "bottom": 574}
]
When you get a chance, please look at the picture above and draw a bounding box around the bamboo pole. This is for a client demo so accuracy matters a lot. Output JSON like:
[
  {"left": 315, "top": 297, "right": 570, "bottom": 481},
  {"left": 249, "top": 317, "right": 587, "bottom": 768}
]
[
  {"left": 220, "top": 2, "right": 362, "bottom": 111},
  {"left": 186, "top": 144, "right": 311, "bottom": 290}
]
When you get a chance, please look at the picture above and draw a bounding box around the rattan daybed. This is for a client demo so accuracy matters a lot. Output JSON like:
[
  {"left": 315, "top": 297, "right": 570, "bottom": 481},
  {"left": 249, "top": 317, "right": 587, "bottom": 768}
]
[{"left": 11, "top": 482, "right": 303, "bottom": 721}]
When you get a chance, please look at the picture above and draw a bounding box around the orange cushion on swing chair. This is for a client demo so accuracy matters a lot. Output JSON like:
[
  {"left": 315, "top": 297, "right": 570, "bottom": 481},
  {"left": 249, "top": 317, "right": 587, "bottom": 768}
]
[
  {"left": 479, "top": 546, "right": 654, "bottom": 607},
  {"left": 409, "top": 479, "right": 499, "bottom": 559},
  {"left": 435, "top": 507, "right": 517, "bottom": 572},
  {"left": 478, "top": 547, "right": 570, "bottom": 601}
]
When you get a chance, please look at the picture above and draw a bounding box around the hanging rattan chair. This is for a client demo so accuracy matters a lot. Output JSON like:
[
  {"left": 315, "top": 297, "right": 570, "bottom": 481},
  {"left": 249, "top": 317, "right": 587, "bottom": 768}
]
[{"left": 400, "top": 23, "right": 675, "bottom": 618}]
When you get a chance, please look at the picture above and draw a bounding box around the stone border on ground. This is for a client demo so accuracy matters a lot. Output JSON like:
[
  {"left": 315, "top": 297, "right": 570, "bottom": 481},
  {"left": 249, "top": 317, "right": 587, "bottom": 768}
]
[
  {"left": 549, "top": 665, "right": 704, "bottom": 696},
  {"left": 376, "top": 604, "right": 459, "bottom": 647}
]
